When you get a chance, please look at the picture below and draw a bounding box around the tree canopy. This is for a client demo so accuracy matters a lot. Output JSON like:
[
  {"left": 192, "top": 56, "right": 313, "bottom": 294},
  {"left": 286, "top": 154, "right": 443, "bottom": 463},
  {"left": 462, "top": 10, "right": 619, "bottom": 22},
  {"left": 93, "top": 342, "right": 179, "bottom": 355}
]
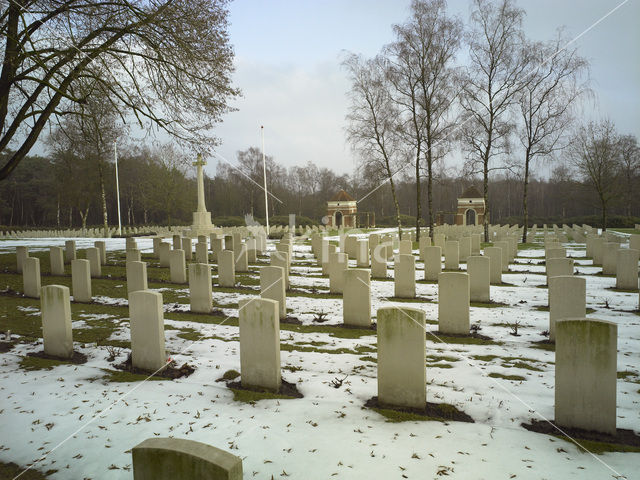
[{"left": 0, "top": 0, "right": 239, "bottom": 180}]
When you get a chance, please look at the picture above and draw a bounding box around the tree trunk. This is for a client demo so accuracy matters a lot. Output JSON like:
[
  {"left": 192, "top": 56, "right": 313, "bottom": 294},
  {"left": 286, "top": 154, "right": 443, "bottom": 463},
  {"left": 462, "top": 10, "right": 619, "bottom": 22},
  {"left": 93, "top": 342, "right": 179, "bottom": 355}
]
[
  {"left": 601, "top": 197, "right": 607, "bottom": 232},
  {"left": 390, "top": 175, "right": 402, "bottom": 240},
  {"left": 415, "top": 157, "right": 421, "bottom": 242},
  {"left": 521, "top": 149, "right": 530, "bottom": 244},
  {"left": 427, "top": 153, "right": 434, "bottom": 240},
  {"left": 483, "top": 160, "right": 490, "bottom": 242},
  {"left": 80, "top": 207, "right": 89, "bottom": 232},
  {"left": 56, "top": 195, "right": 60, "bottom": 227}
]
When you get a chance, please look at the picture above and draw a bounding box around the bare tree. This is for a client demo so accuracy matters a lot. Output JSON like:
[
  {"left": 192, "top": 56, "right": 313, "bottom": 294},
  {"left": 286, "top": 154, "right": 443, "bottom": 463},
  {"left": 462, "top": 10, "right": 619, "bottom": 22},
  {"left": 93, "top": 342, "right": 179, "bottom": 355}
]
[
  {"left": 385, "top": 0, "right": 462, "bottom": 241},
  {"left": 47, "top": 91, "right": 124, "bottom": 236},
  {"left": 518, "top": 32, "right": 589, "bottom": 242},
  {"left": 618, "top": 134, "right": 640, "bottom": 217},
  {"left": 569, "top": 119, "right": 621, "bottom": 231},
  {"left": 0, "top": 0, "right": 239, "bottom": 180},
  {"left": 459, "top": 0, "right": 529, "bottom": 241},
  {"left": 343, "top": 53, "right": 404, "bottom": 238}
]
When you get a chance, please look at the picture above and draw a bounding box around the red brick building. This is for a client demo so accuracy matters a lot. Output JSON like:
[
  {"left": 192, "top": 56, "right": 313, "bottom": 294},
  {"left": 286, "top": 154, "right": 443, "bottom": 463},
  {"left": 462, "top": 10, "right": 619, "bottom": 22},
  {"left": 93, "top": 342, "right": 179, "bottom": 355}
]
[
  {"left": 326, "top": 190, "right": 357, "bottom": 228},
  {"left": 455, "top": 186, "right": 485, "bottom": 226}
]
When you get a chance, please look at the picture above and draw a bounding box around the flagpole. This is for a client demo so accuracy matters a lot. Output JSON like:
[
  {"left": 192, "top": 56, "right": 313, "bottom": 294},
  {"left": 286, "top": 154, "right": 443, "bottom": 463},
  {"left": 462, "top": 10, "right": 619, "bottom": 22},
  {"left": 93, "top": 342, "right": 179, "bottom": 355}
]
[
  {"left": 261, "top": 126, "right": 269, "bottom": 235},
  {"left": 114, "top": 140, "right": 122, "bottom": 236}
]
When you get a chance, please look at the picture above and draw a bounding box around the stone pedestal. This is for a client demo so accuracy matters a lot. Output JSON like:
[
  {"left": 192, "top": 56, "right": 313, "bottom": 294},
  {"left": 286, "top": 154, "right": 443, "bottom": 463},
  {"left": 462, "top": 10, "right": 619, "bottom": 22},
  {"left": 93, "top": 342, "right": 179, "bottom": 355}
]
[
  {"left": 377, "top": 306, "right": 426, "bottom": 409},
  {"left": 459, "top": 237, "right": 472, "bottom": 261},
  {"left": 132, "top": 438, "right": 243, "bottom": 480},
  {"left": 86, "top": 247, "right": 101, "bottom": 278},
  {"left": 484, "top": 247, "right": 502, "bottom": 284},
  {"left": 94, "top": 240, "right": 106, "bottom": 265},
  {"left": 181, "top": 237, "right": 193, "bottom": 261},
  {"left": 555, "top": 318, "right": 617, "bottom": 435},
  {"left": 23, "top": 257, "right": 41, "bottom": 298},
  {"left": 424, "top": 246, "right": 442, "bottom": 281},
  {"left": 239, "top": 297, "right": 281, "bottom": 391},
  {"left": 493, "top": 241, "right": 509, "bottom": 272},
  {"left": 602, "top": 242, "right": 620, "bottom": 275},
  {"left": 172, "top": 234, "right": 182, "bottom": 250},
  {"left": 260, "top": 266, "right": 286, "bottom": 320},
  {"left": 64, "top": 240, "right": 76, "bottom": 263},
  {"left": 271, "top": 249, "right": 289, "bottom": 280},
  {"left": 129, "top": 290, "right": 166, "bottom": 372},
  {"left": 126, "top": 249, "right": 142, "bottom": 263},
  {"left": 329, "top": 252, "right": 348, "bottom": 294},
  {"left": 195, "top": 242, "right": 209, "bottom": 264},
  {"left": 438, "top": 272, "right": 469, "bottom": 335},
  {"left": 399, "top": 239, "right": 412, "bottom": 255},
  {"left": 50, "top": 246, "right": 65, "bottom": 276},
  {"left": 71, "top": 259, "right": 92, "bottom": 302},
  {"left": 235, "top": 244, "right": 249, "bottom": 273},
  {"left": 218, "top": 250, "right": 235, "bottom": 287},
  {"left": 189, "top": 263, "right": 212, "bottom": 313},
  {"left": 127, "top": 261, "right": 148, "bottom": 294},
  {"left": 343, "top": 269, "right": 371, "bottom": 327},
  {"left": 394, "top": 254, "right": 415, "bottom": 298},
  {"left": 549, "top": 276, "right": 586, "bottom": 342},
  {"left": 444, "top": 241, "right": 459, "bottom": 270},
  {"left": 371, "top": 244, "right": 388, "bottom": 279},
  {"left": 211, "top": 237, "right": 224, "bottom": 262},
  {"left": 322, "top": 244, "right": 337, "bottom": 276},
  {"left": 616, "top": 249, "right": 639, "bottom": 290},
  {"left": 467, "top": 256, "right": 490, "bottom": 303},
  {"left": 169, "top": 249, "right": 187, "bottom": 284},
  {"left": 41, "top": 285, "right": 73, "bottom": 359},
  {"left": 546, "top": 258, "right": 574, "bottom": 283},
  {"left": 159, "top": 242, "right": 171, "bottom": 267},
  {"left": 16, "top": 245, "right": 28, "bottom": 274}
]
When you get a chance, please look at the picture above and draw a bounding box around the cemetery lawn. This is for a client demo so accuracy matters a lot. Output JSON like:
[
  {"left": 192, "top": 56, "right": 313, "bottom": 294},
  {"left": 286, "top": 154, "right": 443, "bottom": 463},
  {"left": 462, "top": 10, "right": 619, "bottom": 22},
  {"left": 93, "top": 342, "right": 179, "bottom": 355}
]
[{"left": 0, "top": 233, "right": 638, "bottom": 479}]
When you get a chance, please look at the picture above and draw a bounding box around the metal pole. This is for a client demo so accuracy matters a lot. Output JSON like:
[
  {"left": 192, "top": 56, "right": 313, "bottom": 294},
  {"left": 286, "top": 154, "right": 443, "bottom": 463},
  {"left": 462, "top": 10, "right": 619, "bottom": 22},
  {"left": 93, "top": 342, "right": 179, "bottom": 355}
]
[
  {"left": 261, "top": 126, "right": 269, "bottom": 235},
  {"left": 114, "top": 140, "right": 122, "bottom": 236}
]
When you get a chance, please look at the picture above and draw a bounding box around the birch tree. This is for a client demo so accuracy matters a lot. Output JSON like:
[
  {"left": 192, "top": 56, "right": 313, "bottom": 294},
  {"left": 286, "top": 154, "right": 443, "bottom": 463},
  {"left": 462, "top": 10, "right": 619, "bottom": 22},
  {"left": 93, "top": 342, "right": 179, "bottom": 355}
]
[
  {"left": 460, "top": 0, "right": 529, "bottom": 241},
  {"left": 517, "top": 32, "right": 589, "bottom": 242}
]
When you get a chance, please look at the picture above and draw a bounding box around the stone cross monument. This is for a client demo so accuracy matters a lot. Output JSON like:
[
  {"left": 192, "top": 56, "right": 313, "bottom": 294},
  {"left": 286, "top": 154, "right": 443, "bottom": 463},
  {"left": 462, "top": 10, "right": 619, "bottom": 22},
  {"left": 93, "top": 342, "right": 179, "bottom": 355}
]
[{"left": 188, "top": 154, "right": 214, "bottom": 237}]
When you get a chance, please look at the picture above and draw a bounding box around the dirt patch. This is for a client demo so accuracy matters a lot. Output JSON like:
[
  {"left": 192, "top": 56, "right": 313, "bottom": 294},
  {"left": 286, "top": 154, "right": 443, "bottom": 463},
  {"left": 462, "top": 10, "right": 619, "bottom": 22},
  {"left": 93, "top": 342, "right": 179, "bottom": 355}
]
[
  {"left": 281, "top": 316, "right": 302, "bottom": 325},
  {"left": 365, "top": 397, "right": 474, "bottom": 423},
  {"left": 429, "top": 330, "right": 494, "bottom": 342},
  {"left": 114, "top": 353, "right": 195, "bottom": 380},
  {"left": 0, "top": 341, "right": 14, "bottom": 353},
  {"left": 27, "top": 350, "right": 88, "bottom": 364},
  {"left": 522, "top": 419, "right": 640, "bottom": 452}
]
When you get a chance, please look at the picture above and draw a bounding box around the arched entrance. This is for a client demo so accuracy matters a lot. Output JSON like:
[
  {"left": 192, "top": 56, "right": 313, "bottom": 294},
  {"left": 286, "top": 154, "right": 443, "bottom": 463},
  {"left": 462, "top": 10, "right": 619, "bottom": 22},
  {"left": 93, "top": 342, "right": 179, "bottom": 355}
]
[
  {"left": 465, "top": 209, "right": 476, "bottom": 226},
  {"left": 335, "top": 211, "right": 343, "bottom": 227}
]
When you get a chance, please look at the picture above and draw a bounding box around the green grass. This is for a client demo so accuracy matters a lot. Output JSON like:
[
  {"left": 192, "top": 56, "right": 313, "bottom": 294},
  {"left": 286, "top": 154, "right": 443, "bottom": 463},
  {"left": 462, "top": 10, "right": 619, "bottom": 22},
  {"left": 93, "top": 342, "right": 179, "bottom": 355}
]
[
  {"left": 372, "top": 407, "right": 436, "bottom": 423},
  {"left": 96, "top": 369, "right": 168, "bottom": 383},
  {"left": 427, "top": 333, "right": 501, "bottom": 346},
  {"left": 18, "top": 355, "right": 73, "bottom": 371},
  {"left": 221, "top": 369, "right": 240, "bottom": 380},
  {"left": 488, "top": 372, "right": 527, "bottom": 381},
  {"left": 0, "top": 461, "right": 51, "bottom": 479},
  {"left": 230, "top": 387, "right": 296, "bottom": 403},
  {"left": 470, "top": 301, "right": 508, "bottom": 309}
]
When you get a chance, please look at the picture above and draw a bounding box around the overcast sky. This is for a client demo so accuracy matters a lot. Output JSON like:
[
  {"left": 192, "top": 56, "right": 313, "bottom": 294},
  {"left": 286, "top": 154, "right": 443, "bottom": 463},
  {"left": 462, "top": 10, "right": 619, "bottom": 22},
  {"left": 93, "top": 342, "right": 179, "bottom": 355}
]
[{"left": 207, "top": 0, "right": 640, "bottom": 178}]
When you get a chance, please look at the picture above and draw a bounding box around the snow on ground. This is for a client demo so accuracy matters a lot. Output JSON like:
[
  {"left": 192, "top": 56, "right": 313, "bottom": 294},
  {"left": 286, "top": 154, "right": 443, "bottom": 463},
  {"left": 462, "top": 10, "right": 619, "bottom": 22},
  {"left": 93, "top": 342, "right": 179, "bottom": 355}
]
[{"left": 0, "top": 233, "right": 639, "bottom": 479}]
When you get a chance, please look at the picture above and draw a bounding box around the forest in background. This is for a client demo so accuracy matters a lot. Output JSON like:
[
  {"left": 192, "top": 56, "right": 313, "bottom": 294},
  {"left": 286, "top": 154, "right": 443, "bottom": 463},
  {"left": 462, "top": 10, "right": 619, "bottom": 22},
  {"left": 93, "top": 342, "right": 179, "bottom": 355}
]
[{"left": 1, "top": 143, "right": 638, "bottom": 231}]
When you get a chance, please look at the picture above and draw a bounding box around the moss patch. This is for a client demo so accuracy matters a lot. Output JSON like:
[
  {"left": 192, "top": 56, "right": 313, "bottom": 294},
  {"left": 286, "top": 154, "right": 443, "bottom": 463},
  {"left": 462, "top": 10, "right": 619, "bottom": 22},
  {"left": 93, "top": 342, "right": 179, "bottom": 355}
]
[
  {"left": 522, "top": 419, "right": 640, "bottom": 453},
  {"left": 227, "top": 379, "right": 303, "bottom": 403},
  {"left": 0, "top": 461, "right": 51, "bottom": 479},
  {"left": 97, "top": 369, "right": 168, "bottom": 383},
  {"left": 488, "top": 372, "right": 527, "bottom": 381},
  {"left": 365, "top": 397, "right": 473, "bottom": 423}
]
